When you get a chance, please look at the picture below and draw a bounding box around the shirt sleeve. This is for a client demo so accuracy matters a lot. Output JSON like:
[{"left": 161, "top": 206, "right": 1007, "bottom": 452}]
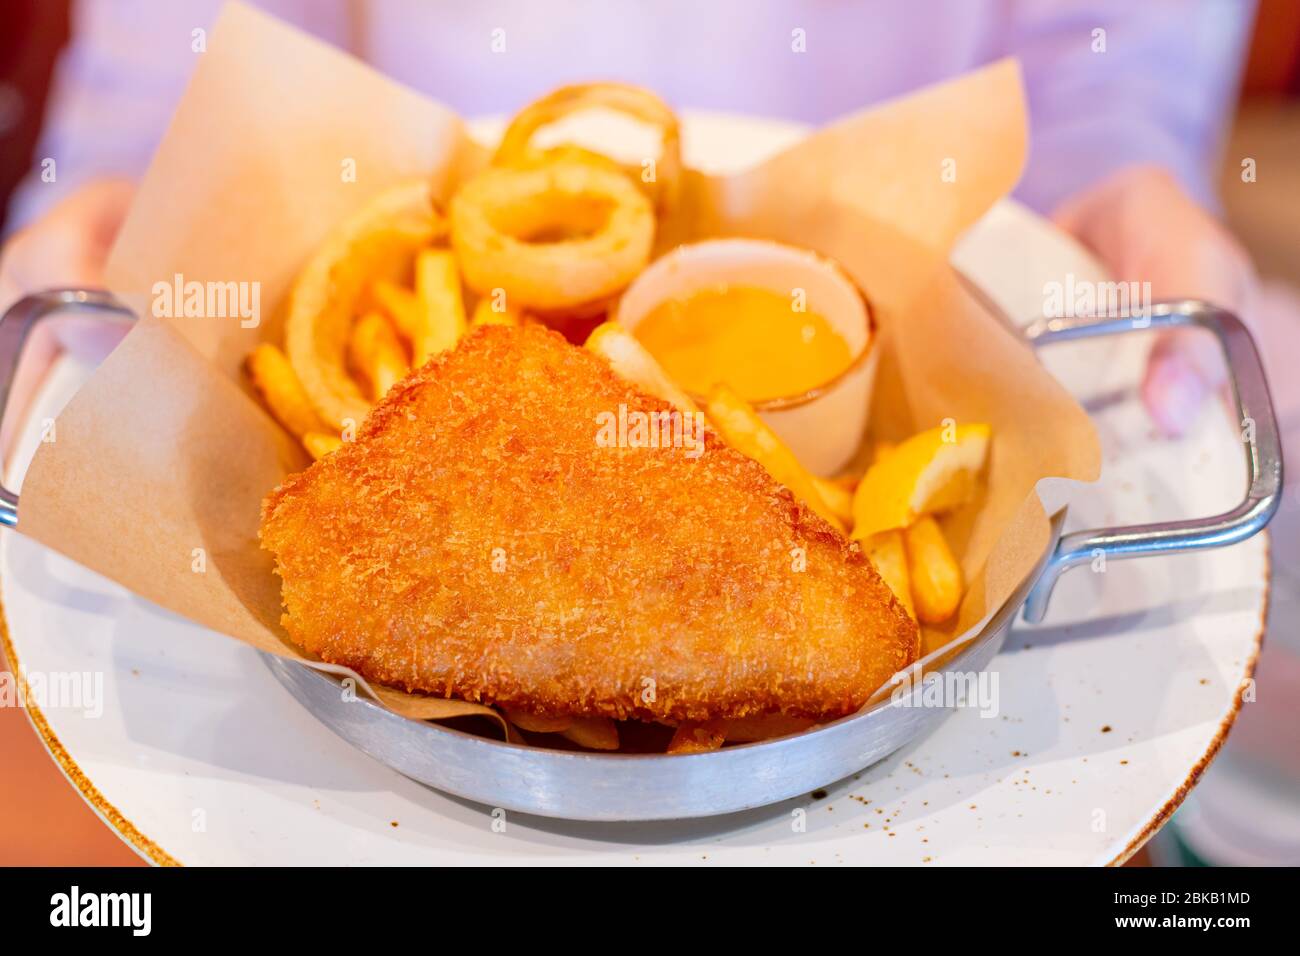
[
  {"left": 5, "top": 0, "right": 349, "bottom": 235},
  {"left": 996, "top": 0, "right": 1256, "bottom": 214}
]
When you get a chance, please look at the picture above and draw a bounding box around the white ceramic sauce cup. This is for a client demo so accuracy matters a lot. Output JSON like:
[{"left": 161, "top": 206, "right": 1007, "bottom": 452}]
[{"left": 614, "top": 238, "right": 876, "bottom": 475}]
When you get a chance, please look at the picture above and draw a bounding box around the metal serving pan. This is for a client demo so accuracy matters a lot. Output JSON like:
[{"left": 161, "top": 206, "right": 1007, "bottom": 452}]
[{"left": 0, "top": 291, "right": 1282, "bottom": 821}]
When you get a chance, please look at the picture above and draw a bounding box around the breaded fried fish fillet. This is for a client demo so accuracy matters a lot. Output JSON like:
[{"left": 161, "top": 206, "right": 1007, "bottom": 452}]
[{"left": 260, "top": 325, "right": 918, "bottom": 722}]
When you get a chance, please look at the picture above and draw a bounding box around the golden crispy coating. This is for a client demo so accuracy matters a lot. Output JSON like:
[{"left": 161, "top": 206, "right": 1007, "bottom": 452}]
[{"left": 260, "top": 325, "right": 917, "bottom": 722}]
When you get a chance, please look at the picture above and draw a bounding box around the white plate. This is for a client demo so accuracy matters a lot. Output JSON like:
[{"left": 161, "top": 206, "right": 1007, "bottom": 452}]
[{"left": 0, "top": 113, "right": 1266, "bottom": 865}]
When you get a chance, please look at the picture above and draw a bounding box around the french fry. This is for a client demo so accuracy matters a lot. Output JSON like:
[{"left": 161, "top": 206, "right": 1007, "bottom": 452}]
[
  {"left": 705, "top": 383, "right": 844, "bottom": 533},
  {"left": 904, "top": 514, "right": 963, "bottom": 624},
  {"left": 471, "top": 295, "right": 523, "bottom": 327},
  {"left": 503, "top": 707, "right": 574, "bottom": 734},
  {"left": 812, "top": 476, "right": 854, "bottom": 526},
  {"left": 372, "top": 280, "right": 424, "bottom": 342},
  {"left": 921, "top": 626, "right": 952, "bottom": 657},
  {"left": 860, "top": 528, "right": 915, "bottom": 619},
  {"left": 349, "top": 312, "right": 410, "bottom": 401},
  {"left": 561, "top": 716, "right": 619, "bottom": 751},
  {"left": 667, "top": 720, "right": 727, "bottom": 754},
  {"left": 246, "top": 343, "right": 324, "bottom": 439},
  {"left": 720, "top": 714, "right": 815, "bottom": 743},
  {"left": 585, "top": 321, "right": 699, "bottom": 415},
  {"left": 302, "top": 431, "right": 344, "bottom": 460},
  {"left": 414, "top": 248, "right": 467, "bottom": 362}
]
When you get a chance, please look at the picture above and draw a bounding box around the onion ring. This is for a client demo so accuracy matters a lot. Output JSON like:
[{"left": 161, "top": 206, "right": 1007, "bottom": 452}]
[
  {"left": 284, "top": 180, "right": 441, "bottom": 429},
  {"left": 450, "top": 158, "right": 654, "bottom": 313},
  {"left": 493, "top": 82, "right": 682, "bottom": 216}
]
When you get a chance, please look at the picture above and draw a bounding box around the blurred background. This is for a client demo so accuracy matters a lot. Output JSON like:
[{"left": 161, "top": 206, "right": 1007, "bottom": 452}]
[{"left": 0, "top": 0, "right": 1297, "bottom": 865}]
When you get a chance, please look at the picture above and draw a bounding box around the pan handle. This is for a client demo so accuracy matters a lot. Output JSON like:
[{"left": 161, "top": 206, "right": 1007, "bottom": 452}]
[
  {"left": 0, "top": 289, "right": 136, "bottom": 528},
  {"left": 1020, "top": 299, "right": 1282, "bottom": 622}
]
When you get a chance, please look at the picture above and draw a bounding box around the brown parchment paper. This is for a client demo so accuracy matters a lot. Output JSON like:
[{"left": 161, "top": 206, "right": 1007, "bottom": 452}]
[{"left": 16, "top": 2, "right": 1099, "bottom": 728}]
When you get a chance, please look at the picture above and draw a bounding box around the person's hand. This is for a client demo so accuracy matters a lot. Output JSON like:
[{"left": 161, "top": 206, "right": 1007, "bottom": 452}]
[
  {"left": 1053, "top": 165, "right": 1258, "bottom": 436},
  {"left": 0, "top": 178, "right": 135, "bottom": 457}
]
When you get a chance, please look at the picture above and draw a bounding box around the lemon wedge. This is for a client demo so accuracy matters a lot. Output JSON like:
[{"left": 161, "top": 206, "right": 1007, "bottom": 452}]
[{"left": 851, "top": 423, "right": 991, "bottom": 539}]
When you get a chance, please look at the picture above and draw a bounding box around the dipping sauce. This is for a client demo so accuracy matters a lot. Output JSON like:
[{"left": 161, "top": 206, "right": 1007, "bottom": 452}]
[{"left": 633, "top": 284, "right": 854, "bottom": 403}]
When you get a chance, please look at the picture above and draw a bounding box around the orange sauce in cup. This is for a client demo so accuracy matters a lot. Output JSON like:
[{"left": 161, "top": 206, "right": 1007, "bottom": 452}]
[{"left": 633, "top": 284, "right": 853, "bottom": 403}]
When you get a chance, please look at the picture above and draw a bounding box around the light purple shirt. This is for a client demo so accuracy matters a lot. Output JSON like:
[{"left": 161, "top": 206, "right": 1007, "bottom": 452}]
[{"left": 6, "top": 0, "right": 1255, "bottom": 234}]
